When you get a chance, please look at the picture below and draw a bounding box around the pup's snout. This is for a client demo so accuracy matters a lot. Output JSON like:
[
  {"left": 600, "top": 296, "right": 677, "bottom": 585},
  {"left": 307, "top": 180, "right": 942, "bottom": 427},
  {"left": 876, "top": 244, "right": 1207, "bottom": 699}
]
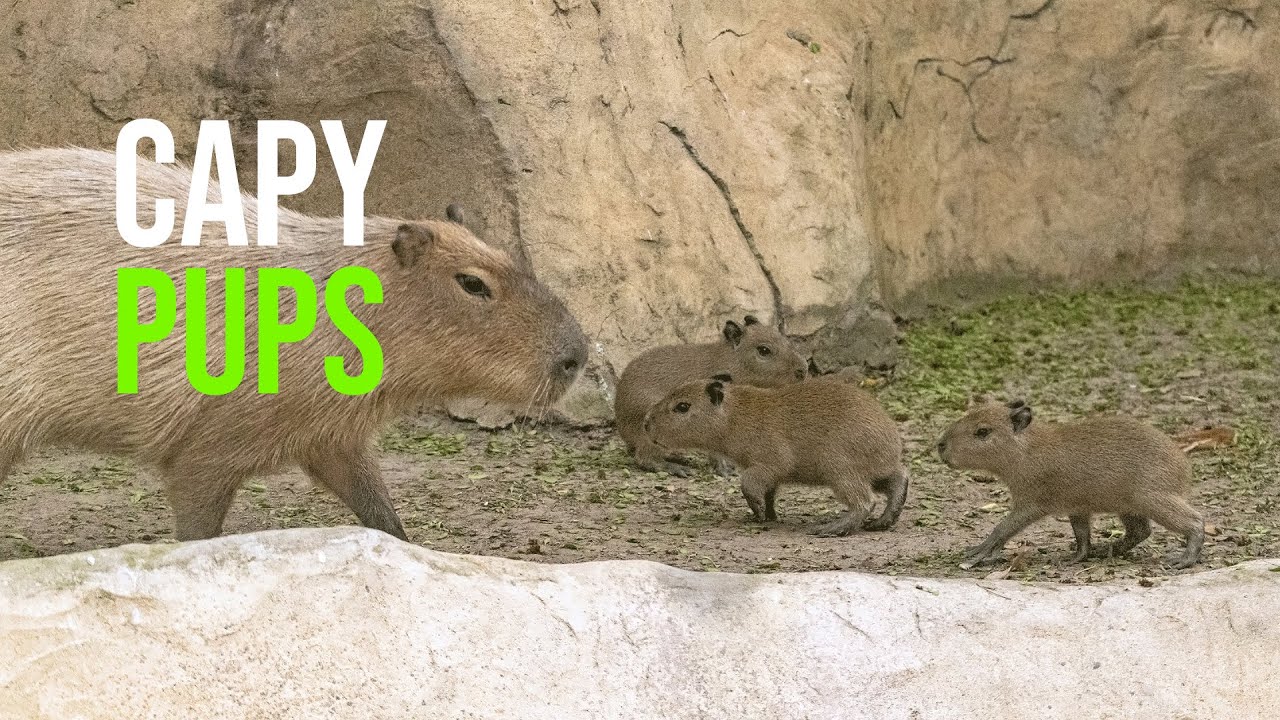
[
  {"left": 795, "top": 368, "right": 806, "bottom": 380},
  {"left": 936, "top": 440, "right": 947, "bottom": 456},
  {"left": 644, "top": 418, "right": 653, "bottom": 433}
]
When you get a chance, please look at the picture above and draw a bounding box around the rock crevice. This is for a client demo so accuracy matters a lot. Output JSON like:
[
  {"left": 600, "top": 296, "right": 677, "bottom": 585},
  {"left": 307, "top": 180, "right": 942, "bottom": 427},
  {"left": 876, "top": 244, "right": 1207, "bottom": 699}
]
[{"left": 660, "top": 121, "right": 787, "bottom": 330}]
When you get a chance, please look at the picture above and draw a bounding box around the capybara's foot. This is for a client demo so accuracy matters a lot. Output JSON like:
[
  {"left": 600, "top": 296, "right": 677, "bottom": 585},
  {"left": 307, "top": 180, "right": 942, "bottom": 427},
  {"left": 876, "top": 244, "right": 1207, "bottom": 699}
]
[{"left": 811, "top": 513, "right": 862, "bottom": 538}]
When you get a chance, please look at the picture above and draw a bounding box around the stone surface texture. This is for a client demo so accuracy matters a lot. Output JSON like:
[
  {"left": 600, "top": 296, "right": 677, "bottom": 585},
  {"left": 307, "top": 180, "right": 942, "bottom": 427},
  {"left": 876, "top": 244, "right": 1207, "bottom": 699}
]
[
  {"left": 2, "top": 0, "right": 1277, "bottom": 412},
  {"left": 1, "top": 527, "right": 1277, "bottom": 719}
]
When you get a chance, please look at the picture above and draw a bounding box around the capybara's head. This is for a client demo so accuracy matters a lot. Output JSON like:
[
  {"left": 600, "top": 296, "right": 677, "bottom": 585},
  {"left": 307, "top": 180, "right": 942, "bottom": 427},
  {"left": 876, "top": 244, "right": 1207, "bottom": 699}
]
[
  {"left": 644, "top": 375, "right": 734, "bottom": 453},
  {"left": 374, "top": 215, "right": 587, "bottom": 409},
  {"left": 937, "top": 398, "right": 1034, "bottom": 474},
  {"left": 721, "top": 315, "right": 807, "bottom": 385}
]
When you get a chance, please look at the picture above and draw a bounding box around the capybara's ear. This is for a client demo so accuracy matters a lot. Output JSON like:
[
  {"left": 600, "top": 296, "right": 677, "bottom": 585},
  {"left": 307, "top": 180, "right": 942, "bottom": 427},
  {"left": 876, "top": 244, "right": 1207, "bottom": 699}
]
[
  {"left": 743, "top": 315, "right": 760, "bottom": 326},
  {"left": 446, "top": 204, "right": 465, "bottom": 225},
  {"left": 807, "top": 357, "right": 822, "bottom": 376},
  {"left": 712, "top": 373, "right": 733, "bottom": 383},
  {"left": 1010, "top": 405, "right": 1033, "bottom": 433},
  {"left": 1006, "top": 399, "right": 1027, "bottom": 410},
  {"left": 706, "top": 381, "right": 725, "bottom": 406},
  {"left": 723, "top": 321, "right": 744, "bottom": 346},
  {"left": 393, "top": 223, "right": 436, "bottom": 268}
]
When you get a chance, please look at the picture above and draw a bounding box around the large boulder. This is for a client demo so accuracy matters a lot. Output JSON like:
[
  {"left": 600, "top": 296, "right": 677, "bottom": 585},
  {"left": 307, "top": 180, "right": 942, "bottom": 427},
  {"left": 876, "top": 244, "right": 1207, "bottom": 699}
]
[
  {"left": 1, "top": 527, "right": 1277, "bottom": 718},
  {"left": 2, "top": 0, "right": 1277, "bottom": 415}
]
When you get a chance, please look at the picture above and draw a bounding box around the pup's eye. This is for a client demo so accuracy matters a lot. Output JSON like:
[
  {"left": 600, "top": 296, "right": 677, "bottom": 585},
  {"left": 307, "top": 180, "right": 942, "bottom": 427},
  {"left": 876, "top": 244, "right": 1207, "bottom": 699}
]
[
  {"left": 974, "top": 427, "right": 992, "bottom": 439},
  {"left": 756, "top": 345, "right": 772, "bottom": 357},
  {"left": 674, "top": 402, "right": 691, "bottom": 414},
  {"left": 455, "top": 274, "right": 491, "bottom": 299}
]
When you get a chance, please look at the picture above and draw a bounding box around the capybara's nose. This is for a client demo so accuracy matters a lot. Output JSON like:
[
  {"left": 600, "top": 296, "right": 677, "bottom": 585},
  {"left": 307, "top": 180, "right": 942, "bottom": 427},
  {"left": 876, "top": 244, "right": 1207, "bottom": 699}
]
[
  {"left": 644, "top": 419, "right": 652, "bottom": 433},
  {"left": 554, "top": 344, "right": 587, "bottom": 383},
  {"left": 795, "top": 369, "right": 806, "bottom": 380},
  {"left": 936, "top": 440, "right": 947, "bottom": 456}
]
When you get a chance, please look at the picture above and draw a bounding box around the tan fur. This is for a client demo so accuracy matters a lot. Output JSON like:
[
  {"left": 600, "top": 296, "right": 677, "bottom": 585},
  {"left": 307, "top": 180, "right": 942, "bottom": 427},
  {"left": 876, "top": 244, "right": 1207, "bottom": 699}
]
[
  {"left": 0, "top": 147, "right": 586, "bottom": 541},
  {"left": 938, "top": 400, "right": 1204, "bottom": 569},
  {"left": 643, "top": 375, "right": 909, "bottom": 535},
  {"left": 614, "top": 317, "right": 807, "bottom": 475}
]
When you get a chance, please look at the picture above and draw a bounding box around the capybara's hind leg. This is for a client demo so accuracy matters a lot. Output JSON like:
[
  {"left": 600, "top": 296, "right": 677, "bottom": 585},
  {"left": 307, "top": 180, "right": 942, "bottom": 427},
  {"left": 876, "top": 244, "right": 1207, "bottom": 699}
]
[
  {"left": 863, "top": 470, "right": 909, "bottom": 531},
  {"left": 164, "top": 466, "right": 247, "bottom": 541},
  {"left": 1146, "top": 500, "right": 1204, "bottom": 570},
  {"left": 812, "top": 478, "right": 872, "bottom": 537},
  {"left": 1092, "top": 514, "right": 1152, "bottom": 559},
  {"left": 303, "top": 446, "right": 407, "bottom": 541}
]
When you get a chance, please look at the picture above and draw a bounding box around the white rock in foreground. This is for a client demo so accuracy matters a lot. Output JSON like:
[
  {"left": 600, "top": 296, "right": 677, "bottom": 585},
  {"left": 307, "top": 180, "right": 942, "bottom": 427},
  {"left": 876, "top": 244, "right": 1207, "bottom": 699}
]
[{"left": 1, "top": 528, "right": 1277, "bottom": 719}]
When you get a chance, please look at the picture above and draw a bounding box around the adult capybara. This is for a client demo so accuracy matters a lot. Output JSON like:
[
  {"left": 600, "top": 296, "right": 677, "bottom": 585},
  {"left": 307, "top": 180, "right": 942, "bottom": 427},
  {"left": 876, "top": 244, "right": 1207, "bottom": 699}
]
[{"left": 0, "top": 147, "right": 587, "bottom": 542}]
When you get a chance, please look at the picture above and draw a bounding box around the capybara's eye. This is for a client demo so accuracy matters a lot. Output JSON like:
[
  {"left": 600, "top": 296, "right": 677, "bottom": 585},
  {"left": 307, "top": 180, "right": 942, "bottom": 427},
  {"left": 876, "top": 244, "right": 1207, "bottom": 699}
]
[
  {"left": 674, "top": 402, "right": 691, "bottom": 414},
  {"left": 455, "top": 274, "right": 491, "bottom": 299},
  {"left": 974, "top": 427, "right": 992, "bottom": 439},
  {"left": 756, "top": 345, "right": 772, "bottom": 357}
]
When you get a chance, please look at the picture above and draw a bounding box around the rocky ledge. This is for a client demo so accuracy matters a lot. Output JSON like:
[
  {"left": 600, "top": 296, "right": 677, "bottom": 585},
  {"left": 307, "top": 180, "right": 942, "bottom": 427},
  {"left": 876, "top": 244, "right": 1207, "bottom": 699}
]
[{"left": 1, "top": 527, "right": 1277, "bottom": 719}]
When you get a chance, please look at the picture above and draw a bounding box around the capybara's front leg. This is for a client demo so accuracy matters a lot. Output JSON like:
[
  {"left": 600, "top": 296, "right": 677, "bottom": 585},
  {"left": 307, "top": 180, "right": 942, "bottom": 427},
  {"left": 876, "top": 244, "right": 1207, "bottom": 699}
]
[
  {"left": 633, "top": 435, "right": 693, "bottom": 477},
  {"left": 0, "top": 445, "right": 19, "bottom": 488},
  {"left": 1069, "top": 514, "right": 1092, "bottom": 563},
  {"left": 739, "top": 468, "right": 776, "bottom": 523},
  {"left": 165, "top": 465, "right": 248, "bottom": 541},
  {"left": 962, "top": 503, "right": 1047, "bottom": 568},
  {"left": 303, "top": 446, "right": 407, "bottom": 541}
]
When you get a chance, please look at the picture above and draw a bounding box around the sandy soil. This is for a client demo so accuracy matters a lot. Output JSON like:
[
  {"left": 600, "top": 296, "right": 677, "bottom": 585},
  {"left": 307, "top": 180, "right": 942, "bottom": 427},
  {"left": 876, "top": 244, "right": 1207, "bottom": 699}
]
[{"left": 2, "top": 276, "right": 1277, "bottom": 584}]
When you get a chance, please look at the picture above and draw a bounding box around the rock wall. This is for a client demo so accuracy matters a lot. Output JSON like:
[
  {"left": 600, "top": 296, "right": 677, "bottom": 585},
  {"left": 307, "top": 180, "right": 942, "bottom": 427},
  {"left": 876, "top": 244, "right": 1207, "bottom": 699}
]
[
  {"left": 868, "top": 0, "right": 1280, "bottom": 307},
  {"left": 1, "top": 528, "right": 1278, "bottom": 719},
  {"left": 1, "top": 0, "right": 1276, "bottom": 394}
]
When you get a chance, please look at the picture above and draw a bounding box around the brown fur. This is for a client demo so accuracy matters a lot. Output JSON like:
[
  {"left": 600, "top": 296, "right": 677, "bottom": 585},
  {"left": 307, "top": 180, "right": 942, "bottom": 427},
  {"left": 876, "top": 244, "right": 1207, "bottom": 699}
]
[
  {"left": 0, "top": 147, "right": 586, "bottom": 541},
  {"left": 643, "top": 375, "right": 909, "bottom": 535},
  {"left": 938, "top": 399, "right": 1204, "bottom": 569},
  {"left": 614, "top": 316, "right": 806, "bottom": 475}
]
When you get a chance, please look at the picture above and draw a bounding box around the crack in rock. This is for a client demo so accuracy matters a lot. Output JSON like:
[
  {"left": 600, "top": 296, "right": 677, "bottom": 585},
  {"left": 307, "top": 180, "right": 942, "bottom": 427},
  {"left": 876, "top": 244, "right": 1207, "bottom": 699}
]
[
  {"left": 934, "top": 56, "right": 1013, "bottom": 143},
  {"left": 1011, "top": 0, "right": 1056, "bottom": 21},
  {"left": 1206, "top": 7, "right": 1258, "bottom": 36},
  {"left": 712, "top": 27, "right": 749, "bottom": 40},
  {"left": 889, "top": 0, "right": 1055, "bottom": 141},
  {"left": 660, "top": 121, "right": 787, "bottom": 331}
]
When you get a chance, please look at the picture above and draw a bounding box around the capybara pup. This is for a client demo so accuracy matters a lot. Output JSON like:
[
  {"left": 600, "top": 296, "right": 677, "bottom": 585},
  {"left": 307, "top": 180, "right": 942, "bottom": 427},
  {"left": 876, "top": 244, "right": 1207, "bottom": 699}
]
[
  {"left": 0, "top": 147, "right": 587, "bottom": 542},
  {"left": 644, "top": 376, "right": 909, "bottom": 535},
  {"left": 615, "top": 315, "right": 806, "bottom": 476},
  {"left": 937, "top": 399, "right": 1204, "bottom": 569}
]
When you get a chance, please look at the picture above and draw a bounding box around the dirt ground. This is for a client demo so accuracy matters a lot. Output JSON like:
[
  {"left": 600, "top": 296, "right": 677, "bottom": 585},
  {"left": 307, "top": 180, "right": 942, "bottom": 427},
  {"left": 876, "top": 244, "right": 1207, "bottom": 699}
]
[{"left": 2, "top": 276, "right": 1278, "bottom": 583}]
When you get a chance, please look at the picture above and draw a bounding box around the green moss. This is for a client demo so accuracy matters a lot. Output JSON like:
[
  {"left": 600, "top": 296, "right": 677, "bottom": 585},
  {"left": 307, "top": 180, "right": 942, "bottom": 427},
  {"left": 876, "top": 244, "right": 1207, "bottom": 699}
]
[
  {"left": 379, "top": 429, "right": 469, "bottom": 456},
  {"left": 880, "top": 276, "right": 1280, "bottom": 419}
]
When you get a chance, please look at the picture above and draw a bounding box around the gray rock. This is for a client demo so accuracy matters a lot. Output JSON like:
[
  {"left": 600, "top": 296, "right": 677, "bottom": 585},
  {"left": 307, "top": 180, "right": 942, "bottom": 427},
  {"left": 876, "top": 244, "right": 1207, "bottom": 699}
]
[{"left": 1, "top": 527, "right": 1277, "bottom": 718}]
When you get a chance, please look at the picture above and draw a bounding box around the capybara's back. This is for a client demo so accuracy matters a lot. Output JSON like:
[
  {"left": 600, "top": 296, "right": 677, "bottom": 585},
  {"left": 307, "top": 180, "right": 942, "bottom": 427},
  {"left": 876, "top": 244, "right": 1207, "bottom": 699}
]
[
  {"left": 0, "top": 149, "right": 206, "bottom": 460},
  {"left": 0, "top": 147, "right": 588, "bottom": 542}
]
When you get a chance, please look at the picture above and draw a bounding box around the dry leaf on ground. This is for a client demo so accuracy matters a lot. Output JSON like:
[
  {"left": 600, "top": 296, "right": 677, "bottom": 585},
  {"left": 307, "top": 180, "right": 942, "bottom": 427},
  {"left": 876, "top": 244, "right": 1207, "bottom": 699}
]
[{"left": 1173, "top": 426, "right": 1237, "bottom": 453}]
